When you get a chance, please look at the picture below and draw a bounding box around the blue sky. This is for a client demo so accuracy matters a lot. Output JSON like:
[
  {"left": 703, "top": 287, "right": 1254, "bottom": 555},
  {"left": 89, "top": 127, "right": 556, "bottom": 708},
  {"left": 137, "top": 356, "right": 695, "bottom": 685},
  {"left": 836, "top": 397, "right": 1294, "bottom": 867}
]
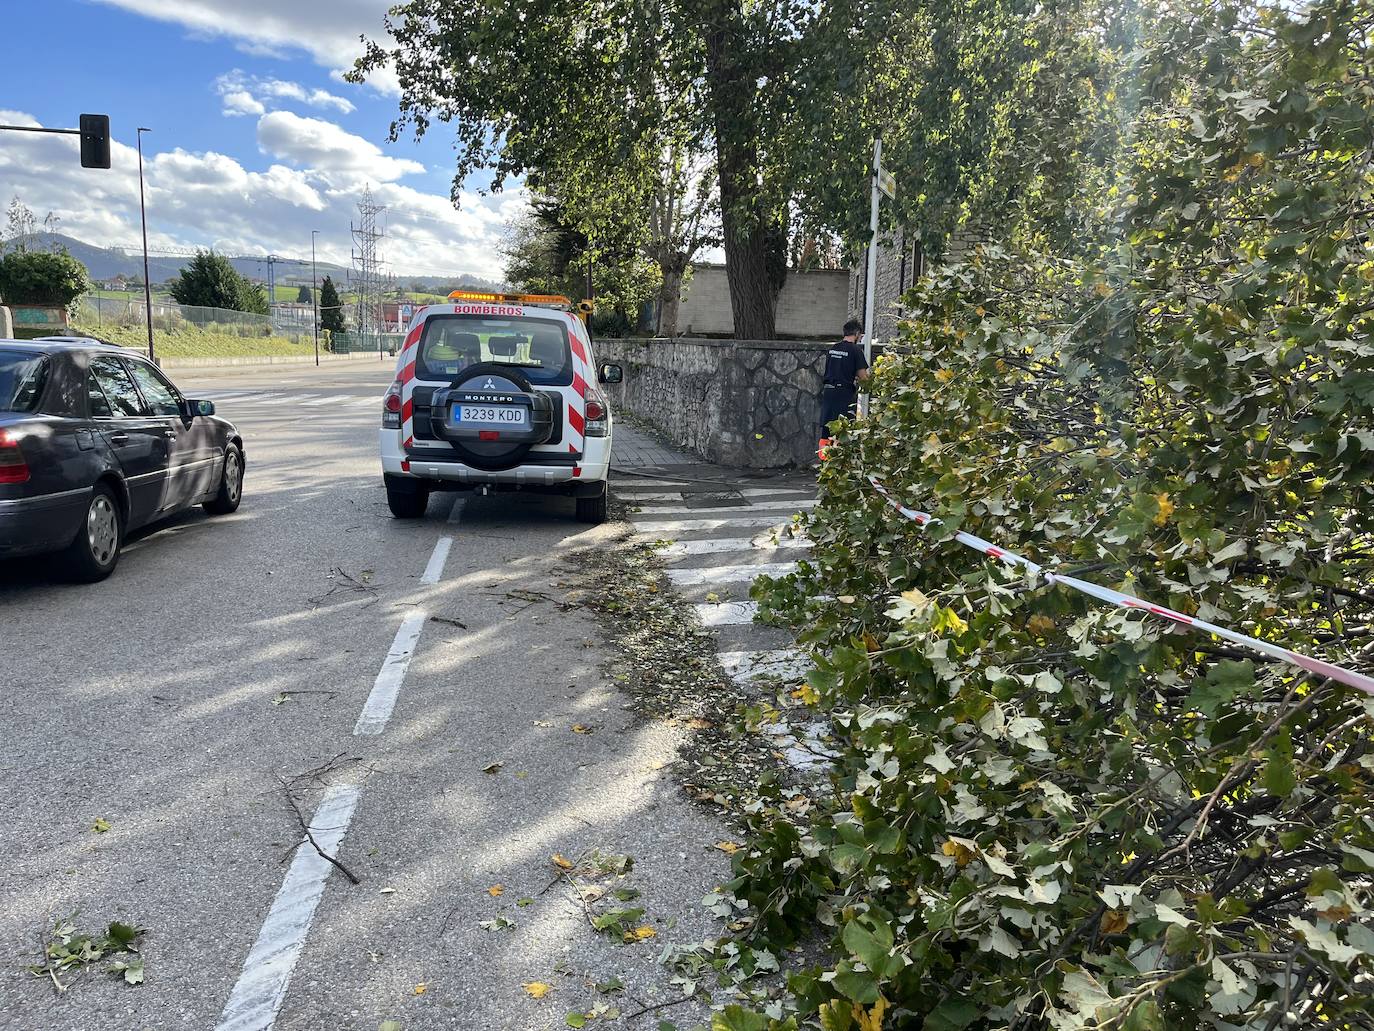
[{"left": 0, "top": 0, "right": 521, "bottom": 277}]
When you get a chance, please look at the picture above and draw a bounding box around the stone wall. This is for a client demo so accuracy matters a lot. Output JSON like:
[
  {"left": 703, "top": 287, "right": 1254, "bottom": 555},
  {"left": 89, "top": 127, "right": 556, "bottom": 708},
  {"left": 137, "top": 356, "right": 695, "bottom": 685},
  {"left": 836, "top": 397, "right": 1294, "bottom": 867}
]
[
  {"left": 848, "top": 226, "right": 988, "bottom": 340},
  {"left": 594, "top": 337, "right": 837, "bottom": 468},
  {"left": 678, "top": 264, "right": 849, "bottom": 339}
]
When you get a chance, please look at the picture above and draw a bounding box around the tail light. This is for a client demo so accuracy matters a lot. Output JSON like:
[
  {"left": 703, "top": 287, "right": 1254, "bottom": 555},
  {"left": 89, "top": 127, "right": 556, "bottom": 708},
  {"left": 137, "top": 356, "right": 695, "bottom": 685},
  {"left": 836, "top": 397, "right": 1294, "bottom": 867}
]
[
  {"left": 0, "top": 429, "right": 29, "bottom": 484},
  {"left": 585, "top": 392, "right": 609, "bottom": 437},
  {"left": 382, "top": 382, "right": 402, "bottom": 429}
]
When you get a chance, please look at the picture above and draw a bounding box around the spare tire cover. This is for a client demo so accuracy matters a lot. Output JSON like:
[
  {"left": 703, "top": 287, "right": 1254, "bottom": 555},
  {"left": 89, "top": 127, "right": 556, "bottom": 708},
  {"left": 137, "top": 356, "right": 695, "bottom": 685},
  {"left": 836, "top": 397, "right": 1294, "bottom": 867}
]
[{"left": 430, "top": 363, "right": 553, "bottom": 471}]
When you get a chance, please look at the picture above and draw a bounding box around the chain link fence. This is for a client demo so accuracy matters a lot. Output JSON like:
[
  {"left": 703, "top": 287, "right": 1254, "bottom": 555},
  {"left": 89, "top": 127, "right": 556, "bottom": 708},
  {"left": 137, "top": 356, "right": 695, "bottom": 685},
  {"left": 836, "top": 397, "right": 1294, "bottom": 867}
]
[{"left": 78, "top": 294, "right": 312, "bottom": 344}]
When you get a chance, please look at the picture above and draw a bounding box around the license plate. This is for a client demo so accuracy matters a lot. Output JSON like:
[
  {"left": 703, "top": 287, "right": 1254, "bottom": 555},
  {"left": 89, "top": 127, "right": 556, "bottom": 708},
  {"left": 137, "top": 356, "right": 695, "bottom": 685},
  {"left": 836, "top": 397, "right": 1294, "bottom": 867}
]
[{"left": 455, "top": 404, "right": 527, "bottom": 426}]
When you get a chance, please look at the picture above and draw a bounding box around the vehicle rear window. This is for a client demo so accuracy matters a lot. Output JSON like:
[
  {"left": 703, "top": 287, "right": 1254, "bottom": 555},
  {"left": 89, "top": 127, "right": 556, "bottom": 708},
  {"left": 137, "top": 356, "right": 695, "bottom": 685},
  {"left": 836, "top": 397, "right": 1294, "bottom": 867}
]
[
  {"left": 415, "top": 314, "right": 573, "bottom": 386},
  {"left": 0, "top": 351, "right": 48, "bottom": 413}
]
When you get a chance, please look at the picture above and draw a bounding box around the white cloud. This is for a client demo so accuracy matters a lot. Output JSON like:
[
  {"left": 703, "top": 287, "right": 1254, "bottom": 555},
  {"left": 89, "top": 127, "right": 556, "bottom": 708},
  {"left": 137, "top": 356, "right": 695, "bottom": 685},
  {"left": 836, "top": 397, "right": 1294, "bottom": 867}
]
[
  {"left": 221, "top": 90, "right": 265, "bottom": 117},
  {"left": 95, "top": 0, "right": 398, "bottom": 92},
  {"left": 215, "top": 71, "right": 355, "bottom": 117},
  {"left": 0, "top": 110, "right": 520, "bottom": 279},
  {"left": 256, "top": 111, "right": 424, "bottom": 184}
]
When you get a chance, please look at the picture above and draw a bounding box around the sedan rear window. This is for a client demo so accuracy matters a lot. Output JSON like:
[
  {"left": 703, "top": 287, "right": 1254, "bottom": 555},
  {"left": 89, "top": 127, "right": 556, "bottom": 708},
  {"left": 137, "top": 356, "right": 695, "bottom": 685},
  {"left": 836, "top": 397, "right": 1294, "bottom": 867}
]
[
  {"left": 415, "top": 314, "right": 573, "bottom": 386},
  {"left": 0, "top": 351, "right": 48, "bottom": 413}
]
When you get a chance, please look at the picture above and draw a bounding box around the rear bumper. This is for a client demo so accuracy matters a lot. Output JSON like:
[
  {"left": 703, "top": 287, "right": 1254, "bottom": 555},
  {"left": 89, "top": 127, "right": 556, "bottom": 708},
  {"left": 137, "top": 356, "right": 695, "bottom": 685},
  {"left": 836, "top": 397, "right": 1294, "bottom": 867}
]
[
  {"left": 380, "top": 431, "right": 611, "bottom": 490},
  {"left": 0, "top": 486, "right": 91, "bottom": 558}
]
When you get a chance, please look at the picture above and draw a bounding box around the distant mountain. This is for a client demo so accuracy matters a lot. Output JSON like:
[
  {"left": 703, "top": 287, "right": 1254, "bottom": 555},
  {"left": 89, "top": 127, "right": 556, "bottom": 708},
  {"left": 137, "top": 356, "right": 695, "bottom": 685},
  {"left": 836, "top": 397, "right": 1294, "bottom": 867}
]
[{"left": 6, "top": 233, "right": 503, "bottom": 293}]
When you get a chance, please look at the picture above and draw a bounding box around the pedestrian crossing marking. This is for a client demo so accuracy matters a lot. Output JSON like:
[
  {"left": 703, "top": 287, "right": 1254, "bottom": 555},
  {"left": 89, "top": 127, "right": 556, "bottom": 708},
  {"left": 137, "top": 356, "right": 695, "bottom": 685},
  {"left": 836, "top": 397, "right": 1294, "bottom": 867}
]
[
  {"left": 666, "top": 561, "right": 798, "bottom": 586},
  {"left": 694, "top": 600, "right": 760, "bottom": 626},
  {"left": 717, "top": 649, "right": 811, "bottom": 685},
  {"left": 634, "top": 499, "right": 817, "bottom": 516},
  {"left": 633, "top": 514, "right": 804, "bottom": 534},
  {"left": 657, "top": 536, "right": 810, "bottom": 558}
]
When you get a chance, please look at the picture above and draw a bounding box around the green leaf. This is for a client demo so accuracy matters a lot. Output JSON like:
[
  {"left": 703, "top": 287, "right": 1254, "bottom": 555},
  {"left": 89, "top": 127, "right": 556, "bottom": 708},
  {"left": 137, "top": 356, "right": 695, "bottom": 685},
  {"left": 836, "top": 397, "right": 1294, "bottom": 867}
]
[
  {"left": 831, "top": 963, "right": 880, "bottom": 1004},
  {"left": 106, "top": 922, "right": 139, "bottom": 949},
  {"left": 841, "top": 917, "right": 896, "bottom": 977},
  {"left": 1263, "top": 728, "right": 1297, "bottom": 799},
  {"left": 923, "top": 997, "right": 979, "bottom": 1030},
  {"left": 379, "top": 1022, "right": 403, "bottom": 1031},
  {"left": 565, "top": 1013, "right": 587, "bottom": 1028},
  {"left": 711, "top": 1006, "right": 769, "bottom": 1031}
]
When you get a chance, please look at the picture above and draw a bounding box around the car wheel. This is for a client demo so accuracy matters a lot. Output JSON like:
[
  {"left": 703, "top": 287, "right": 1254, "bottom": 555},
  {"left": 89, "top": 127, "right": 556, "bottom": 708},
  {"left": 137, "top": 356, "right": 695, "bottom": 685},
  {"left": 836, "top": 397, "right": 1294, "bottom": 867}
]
[
  {"left": 63, "top": 483, "right": 123, "bottom": 582},
  {"left": 575, "top": 482, "right": 608, "bottom": 525},
  {"left": 203, "top": 444, "right": 244, "bottom": 515},
  {"left": 387, "top": 480, "right": 430, "bottom": 519}
]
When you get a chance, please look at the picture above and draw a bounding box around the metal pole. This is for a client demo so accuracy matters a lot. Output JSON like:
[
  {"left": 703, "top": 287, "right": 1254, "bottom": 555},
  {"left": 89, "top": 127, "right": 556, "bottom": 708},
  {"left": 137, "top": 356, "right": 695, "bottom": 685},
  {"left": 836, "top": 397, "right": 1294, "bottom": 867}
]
[
  {"left": 137, "top": 127, "right": 155, "bottom": 365},
  {"left": 311, "top": 231, "right": 320, "bottom": 366},
  {"left": 859, "top": 136, "right": 882, "bottom": 417}
]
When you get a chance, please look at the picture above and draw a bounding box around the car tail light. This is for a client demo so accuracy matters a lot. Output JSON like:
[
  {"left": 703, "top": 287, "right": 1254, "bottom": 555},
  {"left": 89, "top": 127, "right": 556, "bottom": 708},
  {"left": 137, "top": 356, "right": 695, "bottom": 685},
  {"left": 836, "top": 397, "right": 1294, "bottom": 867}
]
[
  {"left": 0, "top": 429, "right": 29, "bottom": 484},
  {"left": 585, "top": 392, "right": 609, "bottom": 437},
  {"left": 382, "top": 382, "right": 402, "bottom": 429}
]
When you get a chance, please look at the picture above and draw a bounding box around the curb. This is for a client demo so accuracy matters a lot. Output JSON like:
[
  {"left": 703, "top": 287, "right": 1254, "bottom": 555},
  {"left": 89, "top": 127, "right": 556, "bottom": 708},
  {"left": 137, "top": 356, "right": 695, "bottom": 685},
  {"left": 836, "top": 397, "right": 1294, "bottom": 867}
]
[{"left": 153, "top": 352, "right": 390, "bottom": 370}]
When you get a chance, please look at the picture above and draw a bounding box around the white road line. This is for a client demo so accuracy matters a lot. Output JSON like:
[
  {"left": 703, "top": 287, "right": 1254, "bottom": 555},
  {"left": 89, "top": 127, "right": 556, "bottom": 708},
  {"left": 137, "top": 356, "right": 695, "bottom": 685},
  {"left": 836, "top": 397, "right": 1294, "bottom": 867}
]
[
  {"left": 637, "top": 499, "right": 817, "bottom": 516},
  {"left": 299, "top": 396, "right": 345, "bottom": 406},
  {"left": 420, "top": 537, "right": 453, "bottom": 585},
  {"left": 667, "top": 561, "right": 798, "bottom": 586},
  {"left": 610, "top": 481, "right": 695, "bottom": 491},
  {"left": 353, "top": 611, "right": 426, "bottom": 735},
  {"left": 220, "top": 393, "right": 273, "bottom": 403},
  {"left": 618, "top": 491, "right": 686, "bottom": 503},
  {"left": 448, "top": 496, "right": 465, "bottom": 523},
  {"left": 717, "top": 648, "right": 811, "bottom": 685},
  {"left": 695, "top": 600, "right": 759, "bottom": 626},
  {"left": 253, "top": 395, "right": 295, "bottom": 405},
  {"left": 215, "top": 784, "right": 361, "bottom": 1031},
  {"left": 633, "top": 514, "right": 803, "bottom": 534},
  {"left": 352, "top": 396, "right": 382, "bottom": 407},
  {"left": 657, "top": 536, "right": 810, "bottom": 558}
]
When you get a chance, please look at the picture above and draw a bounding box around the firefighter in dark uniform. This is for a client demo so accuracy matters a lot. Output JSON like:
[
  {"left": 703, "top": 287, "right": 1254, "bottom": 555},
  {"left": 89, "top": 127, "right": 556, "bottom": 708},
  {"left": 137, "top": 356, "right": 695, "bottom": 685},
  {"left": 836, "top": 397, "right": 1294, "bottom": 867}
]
[{"left": 819, "top": 319, "right": 871, "bottom": 433}]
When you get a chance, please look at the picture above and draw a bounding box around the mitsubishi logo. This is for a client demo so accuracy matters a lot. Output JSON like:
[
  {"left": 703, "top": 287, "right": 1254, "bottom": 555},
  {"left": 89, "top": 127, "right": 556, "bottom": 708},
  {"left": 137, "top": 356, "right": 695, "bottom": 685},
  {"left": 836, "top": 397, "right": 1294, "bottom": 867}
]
[{"left": 483, "top": 378, "right": 497, "bottom": 389}]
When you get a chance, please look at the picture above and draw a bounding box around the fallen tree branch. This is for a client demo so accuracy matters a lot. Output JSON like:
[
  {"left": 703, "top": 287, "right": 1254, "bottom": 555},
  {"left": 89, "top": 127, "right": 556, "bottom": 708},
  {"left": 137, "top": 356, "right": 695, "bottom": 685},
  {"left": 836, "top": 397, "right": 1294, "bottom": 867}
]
[{"left": 277, "top": 775, "right": 361, "bottom": 885}]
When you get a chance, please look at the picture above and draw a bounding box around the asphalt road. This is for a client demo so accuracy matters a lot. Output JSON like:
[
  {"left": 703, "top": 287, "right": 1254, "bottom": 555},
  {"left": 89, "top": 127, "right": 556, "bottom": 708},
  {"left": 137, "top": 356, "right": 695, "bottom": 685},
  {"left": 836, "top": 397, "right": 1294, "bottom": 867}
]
[{"left": 0, "top": 361, "right": 732, "bottom": 1030}]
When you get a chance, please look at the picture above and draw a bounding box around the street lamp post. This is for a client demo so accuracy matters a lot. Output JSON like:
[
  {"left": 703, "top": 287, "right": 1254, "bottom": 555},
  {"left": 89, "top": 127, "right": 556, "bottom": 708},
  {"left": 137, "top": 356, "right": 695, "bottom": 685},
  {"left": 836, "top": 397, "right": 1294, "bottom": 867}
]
[
  {"left": 311, "top": 230, "right": 320, "bottom": 367},
  {"left": 136, "top": 127, "right": 154, "bottom": 365}
]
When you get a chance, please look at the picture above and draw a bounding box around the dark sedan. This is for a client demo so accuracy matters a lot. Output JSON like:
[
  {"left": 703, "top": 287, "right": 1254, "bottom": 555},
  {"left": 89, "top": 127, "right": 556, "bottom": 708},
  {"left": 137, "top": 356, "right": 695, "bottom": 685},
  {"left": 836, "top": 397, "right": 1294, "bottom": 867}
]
[{"left": 0, "top": 337, "right": 244, "bottom": 581}]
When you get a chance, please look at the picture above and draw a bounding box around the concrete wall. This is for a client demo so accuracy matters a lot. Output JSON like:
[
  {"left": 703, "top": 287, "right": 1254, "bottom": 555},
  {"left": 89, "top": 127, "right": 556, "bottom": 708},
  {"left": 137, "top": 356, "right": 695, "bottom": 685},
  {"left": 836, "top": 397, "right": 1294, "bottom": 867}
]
[
  {"left": 678, "top": 264, "right": 849, "bottom": 339},
  {"left": 595, "top": 337, "right": 836, "bottom": 468},
  {"left": 848, "top": 227, "right": 988, "bottom": 339}
]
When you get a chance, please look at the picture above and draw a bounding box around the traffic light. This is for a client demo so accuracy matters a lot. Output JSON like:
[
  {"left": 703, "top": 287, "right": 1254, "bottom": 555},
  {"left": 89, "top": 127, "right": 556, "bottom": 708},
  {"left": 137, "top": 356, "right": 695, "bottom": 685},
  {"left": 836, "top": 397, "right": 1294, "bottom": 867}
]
[{"left": 79, "top": 114, "right": 110, "bottom": 169}]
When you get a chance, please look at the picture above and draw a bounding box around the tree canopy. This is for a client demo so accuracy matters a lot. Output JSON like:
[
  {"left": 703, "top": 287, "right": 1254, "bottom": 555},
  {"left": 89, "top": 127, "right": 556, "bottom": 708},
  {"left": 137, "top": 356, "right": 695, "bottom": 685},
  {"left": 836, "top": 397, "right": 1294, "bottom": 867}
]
[
  {"left": 168, "top": 251, "right": 267, "bottom": 315},
  {"left": 716, "top": 0, "right": 1374, "bottom": 1026},
  {"left": 318, "top": 276, "right": 345, "bottom": 334},
  {"left": 0, "top": 249, "right": 89, "bottom": 309}
]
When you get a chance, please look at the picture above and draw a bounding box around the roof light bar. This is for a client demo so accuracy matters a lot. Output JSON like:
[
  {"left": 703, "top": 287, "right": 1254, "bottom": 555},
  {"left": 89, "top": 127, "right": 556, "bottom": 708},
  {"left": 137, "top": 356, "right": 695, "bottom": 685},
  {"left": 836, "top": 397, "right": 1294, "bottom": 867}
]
[{"left": 448, "top": 290, "right": 574, "bottom": 308}]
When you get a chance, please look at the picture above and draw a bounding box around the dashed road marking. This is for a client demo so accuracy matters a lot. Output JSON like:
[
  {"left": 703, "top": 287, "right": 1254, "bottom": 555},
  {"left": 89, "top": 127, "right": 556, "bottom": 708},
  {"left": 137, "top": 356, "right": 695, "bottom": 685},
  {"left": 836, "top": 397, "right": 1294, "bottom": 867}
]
[
  {"left": 353, "top": 611, "right": 426, "bottom": 735},
  {"left": 420, "top": 537, "right": 453, "bottom": 585},
  {"left": 215, "top": 784, "right": 361, "bottom": 1031}
]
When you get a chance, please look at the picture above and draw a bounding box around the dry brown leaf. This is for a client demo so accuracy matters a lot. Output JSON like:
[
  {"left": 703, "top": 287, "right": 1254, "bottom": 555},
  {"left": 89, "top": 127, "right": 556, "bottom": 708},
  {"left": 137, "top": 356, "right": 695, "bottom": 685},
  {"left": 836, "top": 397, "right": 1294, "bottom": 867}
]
[
  {"left": 551, "top": 854, "right": 574, "bottom": 870},
  {"left": 1100, "top": 909, "right": 1129, "bottom": 935},
  {"left": 571, "top": 724, "right": 593, "bottom": 734},
  {"left": 1026, "top": 614, "right": 1056, "bottom": 637},
  {"left": 487, "top": 884, "right": 504, "bottom": 897},
  {"left": 522, "top": 982, "right": 552, "bottom": 999},
  {"left": 714, "top": 841, "right": 741, "bottom": 855},
  {"left": 942, "top": 838, "right": 976, "bottom": 868},
  {"left": 481, "top": 761, "right": 503, "bottom": 774},
  {"left": 625, "top": 925, "right": 657, "bottom": 942},
  {"left": 414, "top": 982, "right": 428, "bottom": 995}
]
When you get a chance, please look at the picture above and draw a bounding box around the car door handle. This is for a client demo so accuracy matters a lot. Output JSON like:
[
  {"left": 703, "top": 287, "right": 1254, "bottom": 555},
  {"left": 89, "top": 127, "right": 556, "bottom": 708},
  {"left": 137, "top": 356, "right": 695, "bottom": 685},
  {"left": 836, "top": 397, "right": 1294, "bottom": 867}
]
[
  {"left": 163, "top": 430, "right": 178, "bottom": 439},
  {"left": 108, "top": 432, "right": 130, "bottom": 445}
]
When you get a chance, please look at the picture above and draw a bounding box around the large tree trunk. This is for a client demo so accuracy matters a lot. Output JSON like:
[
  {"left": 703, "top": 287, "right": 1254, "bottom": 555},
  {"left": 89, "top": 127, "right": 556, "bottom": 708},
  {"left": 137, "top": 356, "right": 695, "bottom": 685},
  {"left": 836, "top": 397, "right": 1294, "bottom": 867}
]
[
  {"left": 699, "top": 0, "right": 779, "bottom": 340},
  {"left": 656, "top": 253, "right": 687, "bottom": 337}
]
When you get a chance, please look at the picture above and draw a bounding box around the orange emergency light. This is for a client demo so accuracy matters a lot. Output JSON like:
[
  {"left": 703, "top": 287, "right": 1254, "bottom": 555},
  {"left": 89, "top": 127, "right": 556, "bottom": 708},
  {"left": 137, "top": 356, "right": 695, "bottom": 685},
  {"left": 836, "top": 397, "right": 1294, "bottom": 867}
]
[{"left": 447, "top": 290, "right": 573, "bottom": 308}]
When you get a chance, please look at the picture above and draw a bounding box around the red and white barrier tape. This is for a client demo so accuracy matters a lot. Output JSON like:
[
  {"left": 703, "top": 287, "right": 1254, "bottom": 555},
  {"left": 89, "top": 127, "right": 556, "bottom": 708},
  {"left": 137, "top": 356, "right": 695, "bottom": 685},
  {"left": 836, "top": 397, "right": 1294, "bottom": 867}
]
[{"left": 866, "top": 475, "right": 1374, "bottom": 697}]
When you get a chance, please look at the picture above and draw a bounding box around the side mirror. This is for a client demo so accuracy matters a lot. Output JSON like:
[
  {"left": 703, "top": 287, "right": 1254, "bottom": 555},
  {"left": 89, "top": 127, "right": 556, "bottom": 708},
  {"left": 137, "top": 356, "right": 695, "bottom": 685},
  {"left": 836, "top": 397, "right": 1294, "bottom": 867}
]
[
  {"left": 184, "top": 399, "right": 215, "bottom": 418},
  {"left": 599, "top": 363, "right": 623, "bottom": 384}
]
